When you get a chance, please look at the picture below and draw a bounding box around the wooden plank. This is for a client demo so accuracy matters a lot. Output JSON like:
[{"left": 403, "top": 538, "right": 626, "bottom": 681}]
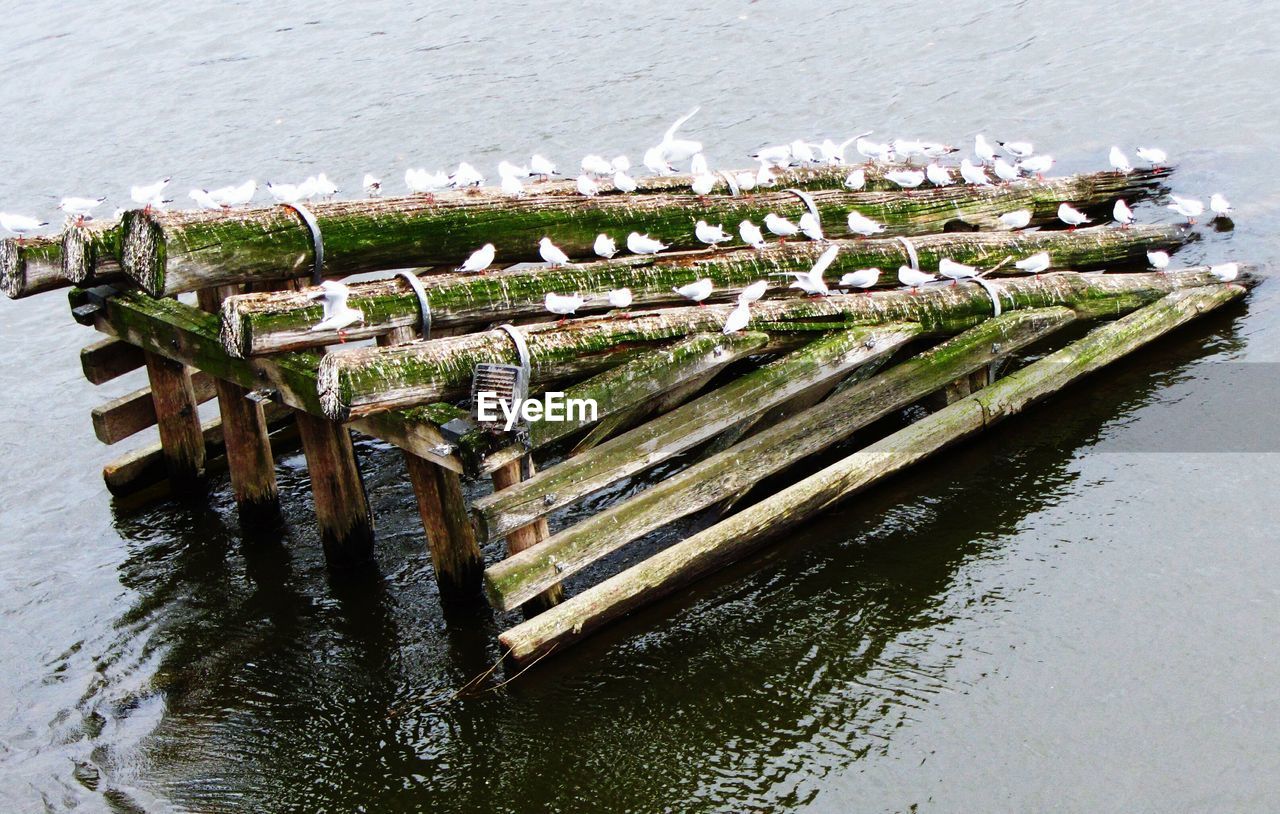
[
  {"left": 491, "top": 456, "right": 563, "bottom": 615},
  {"left": 81, "top": 337, "right": 144, "bottom": 385},
  {"left": 91, "top": 371, "right": 216, "bottom": 444}
]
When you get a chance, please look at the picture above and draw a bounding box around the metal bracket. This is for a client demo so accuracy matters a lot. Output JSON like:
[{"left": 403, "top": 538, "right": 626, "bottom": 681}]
[
  {"left": 280, "top": 203, "right": 324, "bottom": 284},
  {"left": 497, "top": 323, "right": 532, "bottom": 379},
  {"left": 895, "top": 236, "right": 920, "bottom": 271},
  {"left": 720, "top": 170, "right": 741, "bottom": 197},
  {"left": 783, "top": 187, "right": 820, "bottom": 220},
  {"left": 395, "top": 271, "right": 432, "bottom": 340},
  {"left": 971, "top": 275, "right": 1004, "bottom": 317},
  {"left": 246, "top": 388, "right": 279, "bottom": 404}
]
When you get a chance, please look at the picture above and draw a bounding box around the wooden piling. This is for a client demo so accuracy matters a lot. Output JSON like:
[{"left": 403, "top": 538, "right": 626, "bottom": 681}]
[
  {"left": 293, "top": 409, "right": 375, "bottom": 569},
  {"left": 491, "top": 456, "right": 564, "bottom": 615},
  {"left": 142, "top": 350, "right": 207, "bottom": 488}
]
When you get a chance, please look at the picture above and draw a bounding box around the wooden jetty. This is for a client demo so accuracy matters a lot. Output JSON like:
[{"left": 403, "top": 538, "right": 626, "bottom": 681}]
[{"left": 2, "top": 161, "right": 1257, "bottom": 666}]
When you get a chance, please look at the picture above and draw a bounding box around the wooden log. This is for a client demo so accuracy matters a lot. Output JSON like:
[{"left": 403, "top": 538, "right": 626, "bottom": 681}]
[
  {"left": 91, "top": 370, "right": 217, "bottom": 444},
  {"left": 316, "top": 266, "right": 1227, "bottom": 422},
  {"left": 124, "top": 169, "right": 1168, "bottom": 297},
  {"left": 571, "top": 364, "right": 726, "bottom": 454},
  {"left": 143, "top": 350, "right": 206, "bottom": 487},
  {"left": 81, "top": 337, "right": 145, "bottom": 384},
  {"left": 1, "top": 235, "right": 62, "bottom": 299},
  {"left": 294, "top": 409, "right": 375, "bottom": 569},
  {"left": 498, "top": 284, "right": 1248, "bottom": 662},
  {"left": 491, "top": 456, "right": 564, "bottom": 615},
  {"left": 470, "top": 325, "right": 922, "bottom": 545},
  {"left": 222, "top": 223, "right": 1185, "bottom": 356},
  {"left": 62, "top": 220, "right": 123, "bottom": 284},
  {"left": 483, "top": 307, "right": 1076, "bottom": 611}
]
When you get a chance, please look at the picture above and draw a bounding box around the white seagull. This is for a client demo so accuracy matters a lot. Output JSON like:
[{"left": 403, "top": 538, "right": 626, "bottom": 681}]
[
  {"left": 790, "top": 140, "right": 817, "bottom": 165},
  {"left": 764, "top": 212, "right": 799, "bottom": 239},
  {"left": 130, "top": 177, "right": 171, "bottom": 209},
  {"left": 695, "top": 220, "right": 732, "bottom": 247},
  {"left": 1058, "top": 203, "right": 1091, "bottom": 228},
  {"left": 658, "top": 107, "right": 703, "bottom": 163},
  {"left": 1147, "top": 250, "right": 1171, "bottom": 270},
  {"left": 189, "top": 189, "right": 221, "bottom": 210},
  {"left": 1018, "top": 155, "right": 1054, "bottom": 178},
  {"left": 740, "top": 220, "right": 767, "bottom": 249},
  {"left": 613, "top": 170, "right": 638, "bottom": 193},
  {"left": 722, "top": 301, "right": 751, "bottom": 334},
  {"left": 999, "top": 209, "right": 1032, "bottom": 229},
  {"left": 576, "top": 174, "right": 600, "bottom": 197},
  {"left": 898, "top": 265, "right": 938, "bottom": 291},
  {"left": 690, "top": 154, "right": 710, "bottom": 176},
  {"left": 960, "top": 159, "right": 992, "bottom": 186},
  {"left": 1016, "top": 252, "right": 1051, "bottom": 275},
  {"left": 884, "top": 169, "right": 926, "bottom": 189},
  {"left": 581, "top": 154, "right": 613, "bottom": 177},
  {"left": 786, "top": 245, "right": 838, "bottom": 297},
  {"left": 1000, "top": 140, "right": 1034, "bottom": 159},
  {"left": 545, "top": 292, "right": 585, "bottom": 320},
  {"left": 1210, "top": 194, "right": 1232, "bottom": 217},
  {"left": 1135, "top": 146, "right": 1168, "bottom": 167},
  {"left": 799, "top": 211, "right": 825, "bottom": 241},
  {"left": 925, "top": 163, "right": 954, "bottom": 187},
  {"left": 611, "top": 156, "right": 630, "bottom": 173},
  {"left": 449, "top": 162, "right": 485, "bottom": 187},
  {"left": 752, "top": 144, "right": 793, "bottom": 168},
  {"left": 501, "top": 174, "right": 525, "bottom": 197},
  {"left": 993, "top": 158, "right": 1020, "bottom": 183},
  {"left": 1113, "top": 199, "right": 1135, "bottom": 226},
  {"left": 974, "top": 134, "right": 997, "bottom": 164},
  {"left": 1109, "top": 146, "right": 1133, "bottom": 173},
  {"left": 267, "top": 181, "right": 304, "bottom": 203},
  {"left": 1167, "top": 195, "right": 1205, "bottom": 223},
  {"left": 211, "top": 179, "right": 257, "bottom": 207},
  {"left": 58, "top": 196, "right": 106, "bottom": 221},
  {"left": 460, "top": 243, "right": 496, "bottom": 273},
  {"left": 839, "top": 267, "right": 880, "bottom": 293},
  {"left": 405, "top": 168, "right": 449, "bottom": 195},
  {"left": 594, "top": 233, "right": 618, "bottom": 258},
  {"left": 308, "top": 281, "right": 365, "bottom": 336},
  {"left": 1209, "top": 262, "right": 1239, "bottom": 282},
  {"left": 0, "top": 213, "right": 48, "bottom": 238},
  {"left": 738, "top": 279, "right": 768, "bottom": 304},
  {"left": 529, "top": 155, "right": 558, "bottom": 178},
  {"left": 844, "top": 168, "right": 866, "bottom": 190},
  {"left": 674, "top": 277, "right": 714, "bottom": 304},
  {"left": 643, "top": 146, "right": 675, "bottom": 176},
  {"left": 939, "top": 258, "right": 978, "bottom": 285},
  {"left": 538, "top": 237, "right": 571, "bottom": 266},
  {"left": 690, "top": 173, "right": 716, "bottom": 197},
  {"left": 627, "top": 232, "right": 668, "bottom": 255},
  {"left": 846, "top": 210, "right": 886, "bottom": 237},
  {"left": 608, "top": 287, "right": 634, "bottom": 309},
  {"left": 498, "top": 160, "right": 530, "bottom": 180}
]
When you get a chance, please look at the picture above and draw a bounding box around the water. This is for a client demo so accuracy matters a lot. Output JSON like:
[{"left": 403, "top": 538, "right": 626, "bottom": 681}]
[{"left": 2, "top": 1, "right": 1278, "bottom": 810}]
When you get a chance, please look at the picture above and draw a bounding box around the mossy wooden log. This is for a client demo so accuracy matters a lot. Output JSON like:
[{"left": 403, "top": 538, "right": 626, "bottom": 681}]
[
  {"left": 492, "top": 457, "right": 564, "bottom": 615},
  {"left": 498, "top": 284, "right": 1248, "bottom": 662},
  {"left": 143, "top": 350, "right": 207, "bottom": 488},
  {"left": 470, "top": 326, "right": 922, "bottom": 544},
  {"left": 483, "top": 307, "right": 1077, "bottom": 611},
  {"left": 70, "top": 287, "right": 468, "bottom": 473},
  {"left": 222, "top": 223, "right": 1185, "bottom": 356},
  {"left": 1, "top": 235, "right": 63, "bottom": 299},
  {"left": 81, "top": 337, "right": 145, "bottom": 384},
  {"left": 91, "top": 370, "right": 217, "bottom": 444},
  {"left": 123, "top": 169, "right": 1167, "bottom": 297},
  {"left": 62, "top": 220, "right": 123, "bottom": 285},
  {"left": 294, "top": 408, "right": 375, "bottom": 569},
  {"left": 316, "top": 265, "right": 1225, "bottom": 422}
]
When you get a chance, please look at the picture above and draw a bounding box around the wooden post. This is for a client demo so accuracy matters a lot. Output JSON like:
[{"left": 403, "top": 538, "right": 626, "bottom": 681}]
[
  {"left": 294, "top": 409, "right": 375, "bottom": 569},
  {"left": 197, "top": 287, "right": 281, "bottom": 526},
  {"left": 142, "top": 350, "right": 206, "bottom": 488},
  {"left": 491, "top": 456, "right": 563, "bottom": 615},
  {"left": 379, "top": 326, "right": 484, "bottom": 601}
]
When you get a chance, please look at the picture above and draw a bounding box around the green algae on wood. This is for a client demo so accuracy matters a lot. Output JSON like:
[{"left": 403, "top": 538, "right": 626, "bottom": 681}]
[{"left": 1, "top": 235, "right": 63, "bottom": 299}]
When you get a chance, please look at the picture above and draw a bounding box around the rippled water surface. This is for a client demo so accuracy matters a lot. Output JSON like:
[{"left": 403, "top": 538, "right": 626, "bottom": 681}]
[{"left": 2, "top": 1, "right": 1279, "bottom": 810}]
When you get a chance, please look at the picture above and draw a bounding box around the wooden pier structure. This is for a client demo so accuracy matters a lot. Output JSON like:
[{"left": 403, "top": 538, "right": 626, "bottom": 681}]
[{"left": 2, "top": 162, "right": 1257, "bottom": 666}]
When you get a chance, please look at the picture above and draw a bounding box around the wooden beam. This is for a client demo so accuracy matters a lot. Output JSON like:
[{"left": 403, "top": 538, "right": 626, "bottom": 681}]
[
  {"left": 81, "top": 337, "right": 144, "bottom": 385},
  {"left": 491, "top": 456, "right": 563, "bottom": 615},
  {"left": 294, "top": 409, "right": 375, "bottom": 569},
  {"left": 1, "top": 235, "right": 63, "bottom": 299},
  {"left": 143, "top": 350, "right": 206, "bottom": 488},
  {"left": 91, "top": 370, "right": 217, "bottom": 444},
  {"left": 498, "top": 284, "right": 1249, "bottom": 662}
]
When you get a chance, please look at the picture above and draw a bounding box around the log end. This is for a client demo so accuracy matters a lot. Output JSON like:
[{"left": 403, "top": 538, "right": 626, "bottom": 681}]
[
  {"left": 120, "top": 209, "right": 167, "bottom": 297},
  {"left": 219, "top": 296, "right": 249, "bottom": 359},
  {"left": 61, "top": 224, "right": 93, "bottom": 285},
  {"left": 316, "top": 353, "right": 351, "bottom": 421},
  {"left": 0, "top": 239, "right": 21, "bottom": 299}
]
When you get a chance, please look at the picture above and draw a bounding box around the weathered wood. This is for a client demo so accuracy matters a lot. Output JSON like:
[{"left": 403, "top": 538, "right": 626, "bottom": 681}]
[
  {"left": 470, "top": 325, "right": 923, "bottom": 544},
  {"left": 483, "top": 307, "right": 1077, "bottom": 611},
  {"left": 62, "top": 220, "right": 123, "bottom": 284},
  {"left": 91, "top": 370, "right": 217, "bottom": 444},
  {"left": 316, "top": 266, "right": 1228, "bottom": 422},
  {"left": 498, "top": 284, "right": 1248, "bottom": 662},
  {"left": 294, "top": 409, "right": 375, "bottom": 569},
  {"left": 491, "top": 456, "right": 564, "bottom": 615},
  {"left": 143, "top": 350, "right": 206, "bottom": 487},
  {"left": 222, "top": 224, "right": 1185, "bottom": 356},
  {"left": 571, "top": 364, "right": 725, "bottom": 455},
  {"left": 1, "top": 235, "right": 63, "bottom": 299},
  {"left": 81, "top": 337, "right": 145, "bottom": 384},
  {"left": 124, "top": 169, "right": 1169, "bottom": 297}
]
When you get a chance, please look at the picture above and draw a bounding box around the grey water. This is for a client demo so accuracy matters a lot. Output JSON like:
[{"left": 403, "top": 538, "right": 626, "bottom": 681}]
[{"left": 2, "top": 1, "right": 1278, "bottom": 810}]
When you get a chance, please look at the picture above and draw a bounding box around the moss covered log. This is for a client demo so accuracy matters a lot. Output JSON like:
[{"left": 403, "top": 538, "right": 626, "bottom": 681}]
[
  {"left": 498, "top": 284, "right": 1248, "bottom": 663},
  {"left": 483, "top": 307, "right": 1078, "bottom": 610},
  {"left": 124, "top": 169, "right": 1169, "bottom": 297},
  {"left": 315, "top": 266, "right": 1234, "bottom": 421},
  {"left": 1, "top": 235, "right": 63, "bottom": 299},
  {"left": 62, "top": 220, "right": 123, "bottom": 285},
  {"left": 224, "top": 224, "right": 1186, "bottom": 356}
]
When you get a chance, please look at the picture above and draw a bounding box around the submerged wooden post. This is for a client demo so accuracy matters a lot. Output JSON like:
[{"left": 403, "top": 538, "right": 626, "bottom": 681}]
[
  {"left": 195, "top": 286, "right": 281, "bottom": 526},
  {"left": 142, "top": 350, "right": 206, "bottom": 488},
  {"left": 294, "top": 409, "right": 375, "bottom": 569},
  {"left": 491, "top": 456, "right": 564, "bottom": 615}
]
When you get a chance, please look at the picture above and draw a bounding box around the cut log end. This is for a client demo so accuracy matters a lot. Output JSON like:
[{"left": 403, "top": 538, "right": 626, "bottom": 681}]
[
  {"left": 316, "top": 353, "right": 350, "bottom": 421},
  {"left": 121, "top": 209, "right": 166, "bottom": 297},
  {"left": 0, "top": 239, "right": 20, "bottom": 298},
  {"left": 1, "top": 236, "right": 63, "bottom": 299},
  {"left": 220, "top": 296, "right": 248, "bottom": 359}
]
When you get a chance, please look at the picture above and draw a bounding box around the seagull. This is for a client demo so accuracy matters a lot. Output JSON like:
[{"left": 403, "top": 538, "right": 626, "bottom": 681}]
[
  {"left": 501, "top": 174, "right": 525, "bottom": 197},
  {"left": 612, "top": 155, "right": 630, "bottom": 173},
  {"left": 1016, "top": 252, "right": 1051, "bottom": 275},
  {"left": 674, "top": 277, "right": 714, "bottom": 305},
  {"left": 799, "top": 211, "right": 825, "bottom": 241},
  {"left": 722, "top": 301, "right": 751, "bottom": 334},
  {"left": 1109, "top": 146, "right": 1133, "bottom": 173},
  {"left": 1135, "top": 146, "right": 1168, "bottom": 167},
  {"left": 898, "top": 264, "right": 938, "bottom": 292},
  {"left": 786, "top": 245, "right": 836, "bottom": 296},
  {"left": 1018, "top": 155, "right": 1054, "bottom": 178},
  {"left": 892, "top": 139, "right": 925, "bottom": 161},
  {"left": 925, "top": 163, "right": 954, "bottom": 187},
  {"left": 739, "top": 220, "right": 767, "bottom": 249},
  {"left": 498, "top": 160, "right": 531, "bottom": 180},
  {"left": 960, "top": 159, "right": 992, "bottom": 186},
  {"left": 839, "top": 267, "right": 880, "bottom": 294},
  {"left": 815, "top": 136, "right": 861, "bottom": 165},
  {"left": 856, "top": 137, "right": 894, "bottom": 163},
  {"left": 613, "top": 170, "right": 638, "bottom": 193},
  {"left": 594, "top": 233, "right": 617, "bottom": 258},
  {"left": 921, "top": 142, "right": 959, "bottom": 158},
  {"left": 449, "top": 162, "right": 485, "bottom": 187},
  {"left": 643, "top": 146, "right": 675, "bottom": 176},
  {"left": 308, "top": 280, "right": 365, "bottom": 337},
  {"left": 58, "top": 196, "right": 105, "bottom": 222},
  {"left": 846, "top": 210, "right": 886, "bottom": 237},
  {"left": 690, "top": 154, "right": 710, "bottom": 176},
  {"left": 1000, "top": 140, "right": 1035, "bottom": 159},
  {"left": 581, "top": 154, "right": 613, "bottom": 177},
  {"left": 735, "top": 171, "right": 757, "bottom": 193},
  {"left": 405, "top": 168, "right": 449, "bottom": 195},
  {"left": 790, "top": 140, "right": 817, "bottom": 165},
  {"left": 939, "top": 258, "right": 978, "bottom": 285},
  {"left": 691, "top": 173, "right": 716, "bottom": 197},
  {"left": 529, "top": 155, "right": 558, "bottom": 178},
  {"left": 752, "top": 144, "right": 793, "bottom": 168},
  {"left": 130, "top": 177, "right": 171, "bottom": 210},
  {"left": 576, "top": 174, "right": 600, "bottom": 197},
  {"left": 1058, "top": 203, "right": 1091, "bottom": 228},
  {"left": 999, "top": 209, "right": 1032, "bottom": 229},
  {"left": 608, "top": 287, "right": 633, "bottom": 309},
  {"left": 1167, "top": 195, "right": 1204, "bottom": 223},
  {"left": 211, "top": 178, "right": 257, "bottom": 207},
  {"left": 267, "top": 181, "right": 304, "bottom": 203},
  {"left": 1209, "top": 262, "right": 1239, "bottom": 282},
  {"left": 189, "top": 189, "right": 221, "bottom": 210},
  {"left": 460, "top": 243, "right": 496, "bottom": 273},
  {"left": 627, "top": 232, "right": 668, "bottom": 255},
  {"left": 1114, "top": 199, "right": 1135, "bottom": 226},
  {"left": 885, "top": 169, "right": 926, "bottom": 189},
  {"left": 1210, "top": 193, "right": 1232, "bottom": 218},
  {"left": 993, "top": 158, "right": 1020, "bottom": 183},
  {"left": 764, "top": 212, "right": 799, "bottom": 239},
  {"left": 538, "top": 237, "right": 571, "bottom": 266},
  {"left": 1147, "top": 250, "right": 1171, "bottom": 270},
  {"left": 738, "top": 279, "right": 768, "bottom": 303},
  {"left": 974, "top": 134, "right": 997, "bottom": 164},
  {"left": 696, "top": 220, "right": 732, "bottom": 247},
  {"left": 659, "top": 107, "right": 703, "bottom": 163},
  {"left": 844, "top": 168, "right": 866, "bottom": 190},
  {"left": 309, "top": 173, "right": 339, "bottom": 199},
  {"left": 545, "top": 292, "right": 585, "bottom": 321},
  {"left": 0, "top": 213, "right": 48, "bottom": 239},
  {"left": 756, "top": 159, "right": 777, "bottom": 188}
]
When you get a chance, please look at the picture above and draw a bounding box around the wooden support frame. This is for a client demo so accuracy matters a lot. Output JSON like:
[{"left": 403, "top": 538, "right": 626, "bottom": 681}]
[{"left": 142, "top": 350, "right": 206, "bottom": 488}]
